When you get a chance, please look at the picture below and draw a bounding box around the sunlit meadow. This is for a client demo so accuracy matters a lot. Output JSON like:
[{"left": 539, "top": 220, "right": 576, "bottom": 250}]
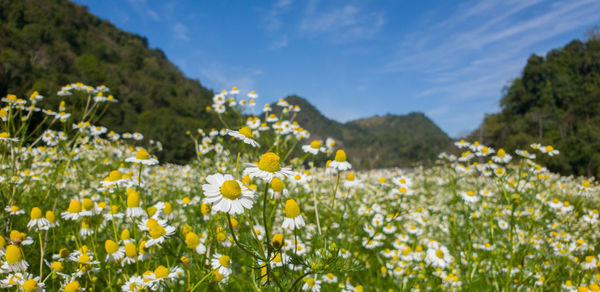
[{"left": 1, "top": 84, "right": 599, "bottom": 292}]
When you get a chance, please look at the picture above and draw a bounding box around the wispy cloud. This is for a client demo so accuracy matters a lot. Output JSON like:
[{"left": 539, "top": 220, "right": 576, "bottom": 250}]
[
  {"left": 260, "top": 0, "right": 295, "bottom": 32},
  {"left": 299, "top": 2, "right": 385, "bottom": 42},
  {"left": 126, "top": 0, "right": 160, "bottom": 21},
  {"left": 383, "top": 0, "right": 600, "bottom": 135},
  {"left": 172, "top": 22, "right": 190, "bottom": 41},
  {"left": 269, "top": 35, "right": 289, "bottom": 50},
  {"left": 197, "top": 64, "right": 262, "bottom": 93}
]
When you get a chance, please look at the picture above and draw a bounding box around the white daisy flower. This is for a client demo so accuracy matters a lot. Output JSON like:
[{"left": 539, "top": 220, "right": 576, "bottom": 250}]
[
  {"left": 211, "top": 253, "right": 232, "bottom": 277},
  {"left": 202, "top": 173, "right": 255, "bottom": 215},
  {"left": 243, "top": 152, "right": 294, "bottom": 182},
  {"left": 125, "top": 148, "right": 158, "bottom": 165},
  {"left": 226, "top": 126, "right": 260, "bottom": 147},
  {"left": 282, "top": 199, "right": 305, "bottom": 230}
]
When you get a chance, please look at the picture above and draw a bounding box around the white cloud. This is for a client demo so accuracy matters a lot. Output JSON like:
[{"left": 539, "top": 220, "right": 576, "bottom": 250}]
[
  {"left": 299, "top": 3, "right": 385, "bottom": 42},
  {"left": 269, "top": 35, "right": 289, "bottom": 50},
  {"left": 126, "top": 0, "right": 161, "bottom": 21},
  {"left": 172, "top": 22, "right": 190, "bottom": 41},
  {"left": 260, "top": 0, "right": 295, "bottom": 32}
]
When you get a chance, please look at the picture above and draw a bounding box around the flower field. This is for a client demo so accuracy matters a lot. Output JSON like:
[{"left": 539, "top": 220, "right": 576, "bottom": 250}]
[{"left": 1, "top": 84, "right": 599, "bottom": 291}]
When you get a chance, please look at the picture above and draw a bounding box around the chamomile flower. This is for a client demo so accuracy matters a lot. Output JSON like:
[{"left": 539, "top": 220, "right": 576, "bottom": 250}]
[
  {"left": 121, "top": 242, "right": 138, "bottom": 266},
  {"left": 460, "top": 190, "right": 479, "bottom": 203},
  {"left": 302, "top": 276, "right": 322, "bottom": 292},
  {"left": 2, "top": 245, "right": 29, "bottom": 272},
  {"left": 539, "top": 145, "right": 559, "bottom": 156},
  {"left": 102, "top": 240, "right": 124, "bottom": 262},
  {"left": 142, "top": 265, "right": 183, "bottom": 290},
  {"left": 282, "top": 199, "right": 305, "bottom": 230},
  {"left": 145, "top": 223, "right": 176, "bottom": 247},
  {"left": 27, "top": 207, "right": 50, "bottom": 231},
  {"left": 121, "top": 275, "right": 144, "bottom": 292},
  {"left": 211, "top": 253, "right": 232, "bottom": 277},
  {"left": 244, "top": 152, "right": 294, "bottom": 182},
  {"left": 125, "top": 188, "right": 145, "bottom": 218},
  {"left": 226, "top": 126, "right": 260, "bottom": 147},
  {"left": 329, "top": 150, "right": 351, "bottom": 171},
  {"left": 302, "top": 140, "right": 325, "bottom": 155},
  {"left": 5, "top": 205, "right": 25, "bottom": 216},
  {"left": 185, "top": 232, "right": 207, "bottom": 254},
  {"left": 202, "top": 173, "right": 255, "bottom": 215},
  {"left": 125, "top": 148, "right": 158, "bottom": 165},
  {"left": 61, "top": 200, "right": 84, "bottom": 220},
  {"left": 425, "top": 244, "right": 453, "bottom": 268},
  {"left": 0, "top": 132, "right": 18, "bottom": 142}
]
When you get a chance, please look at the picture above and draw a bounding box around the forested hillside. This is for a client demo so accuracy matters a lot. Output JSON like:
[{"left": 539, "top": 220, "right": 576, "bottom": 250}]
[{"left": 475, "top": 37, "right": 600, "bottom": 177}]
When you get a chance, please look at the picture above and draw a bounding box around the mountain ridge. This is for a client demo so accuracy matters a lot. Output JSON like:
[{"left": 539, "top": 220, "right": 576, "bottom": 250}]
[{"left": 273, "top": 96, "right": 452, "bottom": 169}]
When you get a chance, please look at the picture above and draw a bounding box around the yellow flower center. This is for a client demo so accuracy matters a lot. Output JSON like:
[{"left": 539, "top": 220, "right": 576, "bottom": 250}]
[
  {"left": 586, "top": 256, "right": 595, "bottom": 263},
  {"left": 272, "top": 233, "right": 284, "bottom": 249},
  {"left": 121, "top": 229, "right": 130, "bottom": 240},
  {"left": 46, "top": 210, "right": 56, "bottom": 222},
  {"left": 163, "top": 202, "right": 172, "bottom": 214},
  {"left": 146, "top": 219, "right": 159, "bottom": 229},
  {"left": 398, "top": 187, "right": 407, "bottom": 194},
  {"left": 334, "top": 150, "right": 347, "bottom": 162},
  {"left": 149, "top": 225, "right": 166, "bottom": 239},
  {"left": 0, "top": 132, "right": 9, "bottom": 139},
  {"left": 182, "top": 197, "right": 191, "bottom": 204},
  {"left": 310, "top": 140, "right": 321, "bottom": 149},
  {"left": 238, "top": 126, "right": 253, "bottom": 138},
  {"left": 67, "top": 200, "right": 81, "bottom": 213},
  {"left": 10, "top": 230, "right": 25, "bottom": 242},
  {"left": 64, "top": 281, "right": 81, "bottom": 292},
  {"left": 5, "top": 245, "right": 22, "bottom": 264},
  {"left": 545, "top": 145, "right": 554, "bottom": 152},
  {"left": 125, "top": 243, "right": 137, "bottom": 258},
  {"left": 220, "top": 180, "right": 242, "bottom": 200},
  {"left": 258, "top": 152, "right": 281, "bottom": 172},
  {"left": 583, "top": 180, "right": 591, "bottom": 188},
  {"left": 10, "top": 205, "right": 19, "bottom": 212},
  {"left": 30, "top": 207, "right": 42, "bottom": 219},
  {"left": 436, "top": 249, "right": 445, "bottom": 259},
  {"left": 82, "top": 198, "right": 94, "bottom": 211},
  {"left": 78, "top": 254, "right": 90, "bottom": 264},
  {"left": 135, "top": 148, "right": 150, "bottom": 160},
  {"left": 127, "top": 188, "right": 140, "bottom": 207},
  {"left": 347, "top": 173, "right": 355, "bottom": 181},
  {"left": 271, "top": 177, "right": 284, "bottom": 192},
  {"left": 107, "top": 170, "right": 122, "bottom": 181},
  {"left": 219, "top": 255, "right": 231, "bottom": 267},
  {"left": 285, "top": 199, "right": 301, "bottom": 218},
  {"left": 155, "top": 265, "right": 169, "bottom": 278},
  {"left": 186, "top": 232, "right": 201, "bottom": 248},
  {"left": 497, "top": 148, "right": 505, "bottom": 157},
  {"left": 306, "top": 278, "right": 315, "bottom": 287},
  {"left": 51, "top": 261, "right": 63, "bottom": 271},
  {"left": 201, "top": 203, "right": 211, "bottom": 214},
  {"left": 105, "top": 240, "right": 119, "bottom": 254}
]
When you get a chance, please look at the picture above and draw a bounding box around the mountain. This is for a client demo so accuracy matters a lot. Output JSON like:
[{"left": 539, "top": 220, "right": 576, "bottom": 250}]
[
  {"left": 274, "top": 96, "right": 452, "bottom": 169},
  {"left": 0, "top": 0, "right": 216, "bottom": 162},
  {"left": 473, "top": 36, "right": 600, "bottom": 177}
]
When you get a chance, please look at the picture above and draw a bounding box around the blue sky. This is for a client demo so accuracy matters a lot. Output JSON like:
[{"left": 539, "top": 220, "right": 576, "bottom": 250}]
[{"left": 73, "top": 0, "right": 600, "bottom": 137}]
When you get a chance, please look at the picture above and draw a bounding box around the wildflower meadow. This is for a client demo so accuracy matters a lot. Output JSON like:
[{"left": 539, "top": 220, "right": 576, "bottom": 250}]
[{"left": 1, "top": 84, "right": 599, "bottom": 291}]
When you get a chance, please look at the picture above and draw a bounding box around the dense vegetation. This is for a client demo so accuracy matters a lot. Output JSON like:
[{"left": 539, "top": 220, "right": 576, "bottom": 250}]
[
  {"left": 273, "top": 96, "right": 452, "bottom": 169},
  {"left": 475, "top": 37, "right": 600, "bottom": 177},
  {"left": 0, "top": 0, "right": 216, "bottom": 162}
]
